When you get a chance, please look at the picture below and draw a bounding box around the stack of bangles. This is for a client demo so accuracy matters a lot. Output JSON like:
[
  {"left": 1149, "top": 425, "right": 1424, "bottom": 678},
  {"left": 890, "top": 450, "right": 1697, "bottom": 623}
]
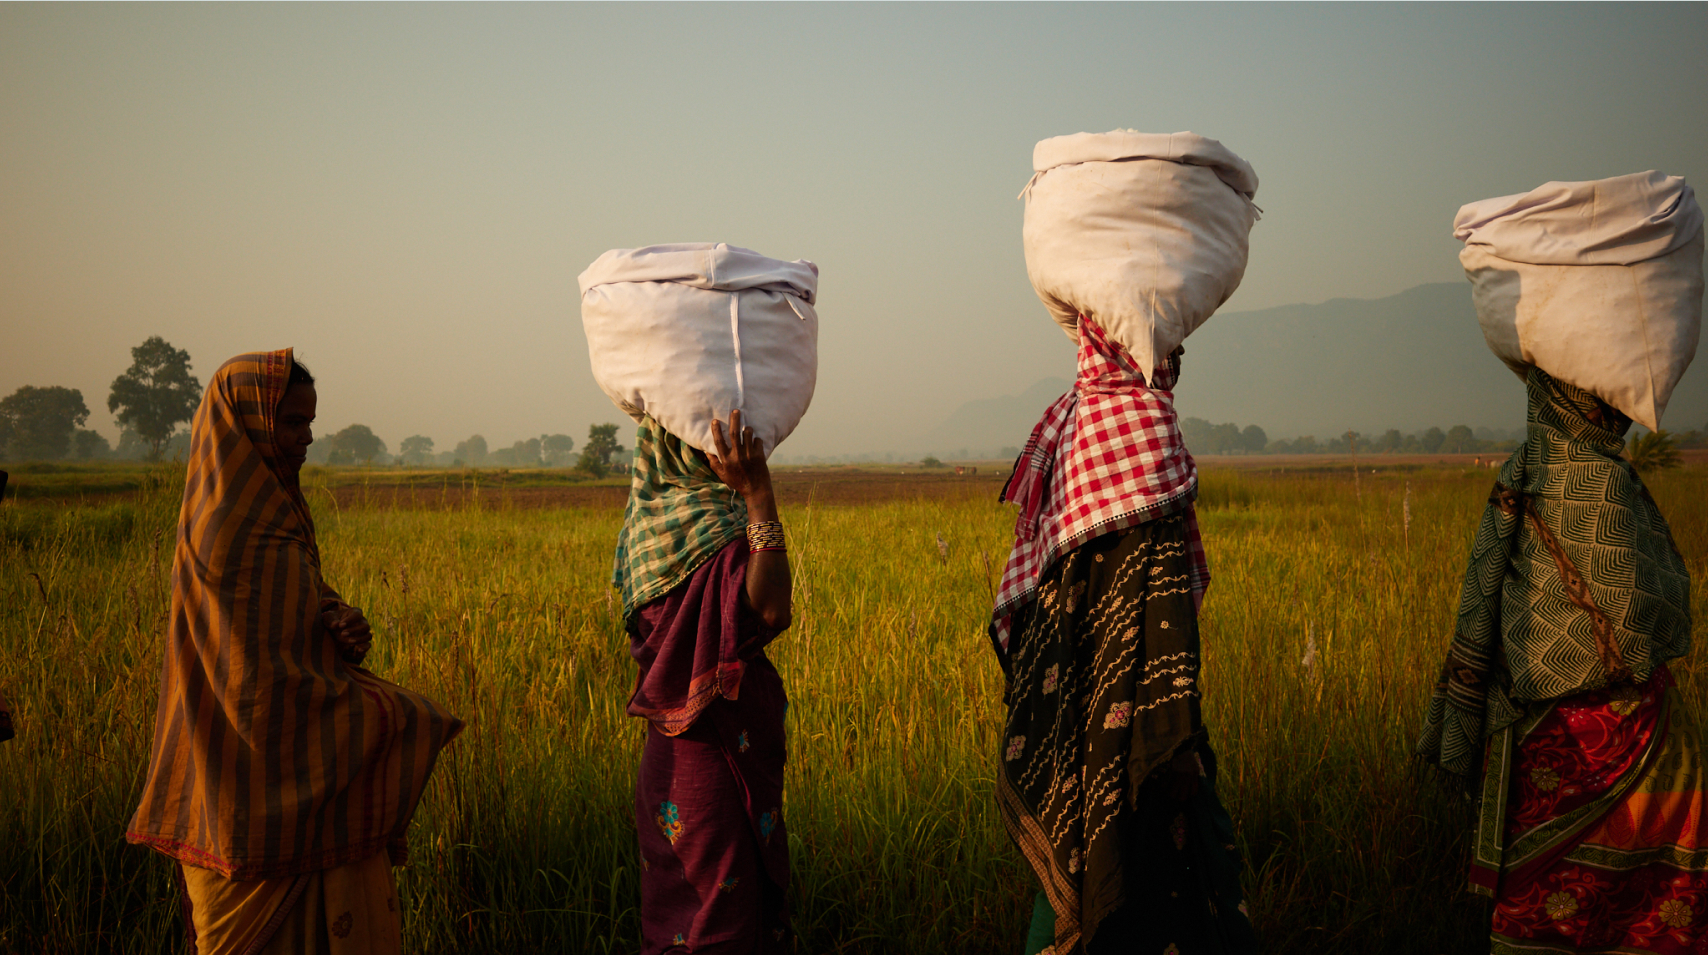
[{"left": 747, "top": 520, "right": 787, "bottom": 554}]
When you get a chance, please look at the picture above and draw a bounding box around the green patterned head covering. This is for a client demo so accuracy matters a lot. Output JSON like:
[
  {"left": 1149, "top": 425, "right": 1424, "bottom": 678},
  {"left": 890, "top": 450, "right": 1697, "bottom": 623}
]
[
  {"left": 612, "top": 417, "right": 748, "bottom": 616},
  {"left": 1418, "top": 367, "right": 1692, "bottom": 777}
]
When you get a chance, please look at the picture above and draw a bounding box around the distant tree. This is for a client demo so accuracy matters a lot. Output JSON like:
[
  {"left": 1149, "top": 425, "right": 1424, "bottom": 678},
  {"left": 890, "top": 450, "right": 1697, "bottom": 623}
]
[
  {"left": 999, "top": 445, "right": 1020, "bottom": 461},
  {"left": 1401, "top": 433, "right": 1422, "bottom": 454},
  {"left": 578, "top": 424, "right": 625, "bottom": 476},
  {"left": 1179, "top": 417, "right": 1216, "bottom": 452},
  {"left": 108, "top": 337, "right": 201, "bottom": 461},
  {"left": 1209, "top": 422, "right": 1243, "bottom": 454},
  {"left": 399, "top": 435, "right": 435, "bottom": 466},
  {"left": 116, "top": 428, "right": 151, "bottom": 460},
  {"left": 0, "top": 386, "right": 90, "bottom": 460},
  {"left": 541, "top": 433, "right": 575, "bottom": 466},
  {"left": 1420, "top": 427, "right": 1446, "bottom": 454},
  {"left": 516, "top": 437, "right": 542, "bottom": 466},
  {"left": 1627, "top": 430, "right": 1682, "bottom": 473},
  {"left": 74, "top": 429, "right": 112, "bottom": 459},
  {"left": 1240, "top": 425, "right": 1268, "bottom": 453},
  {"left": 1442, "top": 425, "right": 1476, "bottom": 454},
  {"left": 920, "top": 455, "right": 943, "bottom": 469},
  {"left": 327, "top": 424, "right": 386, "bottom": 465},
  {"left": 1377, "top": 429, "right": 1403, "bottom": 453},
  {"left": 1293, "top": 435, "right": 1319, "bottom": 454},
  {"left": 454, "top": 435, "right": 488, "bottom": 466},
  {"left": 160, "top": 430, "right": 192, "bottom": 460}
]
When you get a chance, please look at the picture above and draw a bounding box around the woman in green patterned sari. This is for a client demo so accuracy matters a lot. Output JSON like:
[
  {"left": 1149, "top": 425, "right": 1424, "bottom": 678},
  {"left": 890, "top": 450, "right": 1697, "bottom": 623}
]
[{"left": 1419, "top": 367, "right": 1700, "bottom": 954}]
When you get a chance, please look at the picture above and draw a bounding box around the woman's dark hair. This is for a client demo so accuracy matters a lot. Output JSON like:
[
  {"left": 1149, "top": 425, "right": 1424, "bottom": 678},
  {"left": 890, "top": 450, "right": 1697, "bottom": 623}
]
[{"left": 288, "top": 359, "right": 315, "bottom": 387}]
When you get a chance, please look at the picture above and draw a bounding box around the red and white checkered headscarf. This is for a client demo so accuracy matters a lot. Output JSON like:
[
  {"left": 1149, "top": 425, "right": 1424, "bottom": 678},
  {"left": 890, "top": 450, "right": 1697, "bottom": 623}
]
[{"left": 991, "top": 315, "right": 1209, "bottom": 654}]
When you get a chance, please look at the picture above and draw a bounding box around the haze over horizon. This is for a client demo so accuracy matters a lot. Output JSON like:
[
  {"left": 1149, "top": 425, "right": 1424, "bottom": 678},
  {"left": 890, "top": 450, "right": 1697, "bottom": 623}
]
[{"left": 5, "top": 5, "right": 1706, "bottom": 457}]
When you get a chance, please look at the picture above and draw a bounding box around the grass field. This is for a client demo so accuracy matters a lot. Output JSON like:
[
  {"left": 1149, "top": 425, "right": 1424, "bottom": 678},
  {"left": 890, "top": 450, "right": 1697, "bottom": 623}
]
[{"left": 2, "top": 460, "right": 1705, "bottom": 953}]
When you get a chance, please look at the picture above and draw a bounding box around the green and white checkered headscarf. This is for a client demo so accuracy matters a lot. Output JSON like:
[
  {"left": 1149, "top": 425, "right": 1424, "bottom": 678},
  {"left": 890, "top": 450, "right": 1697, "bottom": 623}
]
[{"left": 612, "top": 417, "right": 748, "bottom": 616}]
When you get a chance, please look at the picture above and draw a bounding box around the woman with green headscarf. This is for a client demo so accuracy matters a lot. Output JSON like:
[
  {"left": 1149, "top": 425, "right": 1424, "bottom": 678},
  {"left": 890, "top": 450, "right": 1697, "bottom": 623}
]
[
  {"left": 1421, "top": 172, "right": 1703, "bottom": 953},
  {"left": 618, "top": 409, "right": 793, "bottom": 954},
  {"left": 1418, "top": 368, "right": 1699, "bottom": 951}
]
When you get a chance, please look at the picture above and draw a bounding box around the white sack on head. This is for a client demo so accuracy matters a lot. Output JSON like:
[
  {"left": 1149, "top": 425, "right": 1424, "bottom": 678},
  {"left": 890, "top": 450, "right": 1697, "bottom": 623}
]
[
  {"left": 1021, "top": 130, "right": 1261, "bottom": 379},
  {"left": 579, "top": 243, "right": 818, "bottom": 457},
  {"left": 1455, "top": 171, "right": 1704, "bottom": 430}
]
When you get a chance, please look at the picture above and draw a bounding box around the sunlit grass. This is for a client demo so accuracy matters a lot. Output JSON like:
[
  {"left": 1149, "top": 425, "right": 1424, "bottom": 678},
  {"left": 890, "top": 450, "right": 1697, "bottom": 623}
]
[{"left": 2, "top": 463, "right": 1704, "bottom": 953}]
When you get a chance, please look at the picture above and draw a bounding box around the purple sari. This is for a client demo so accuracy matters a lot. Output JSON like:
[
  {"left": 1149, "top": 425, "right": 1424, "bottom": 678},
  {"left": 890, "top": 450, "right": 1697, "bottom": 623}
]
[{"left": 629, "top": 540, "right": 789, "bottom": 954}]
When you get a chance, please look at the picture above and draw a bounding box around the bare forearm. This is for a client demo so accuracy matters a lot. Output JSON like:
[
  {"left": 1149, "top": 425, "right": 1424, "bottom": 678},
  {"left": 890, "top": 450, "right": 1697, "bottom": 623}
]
[
  {"left": 743, "top": 489, "right": 792, "bottom": 630},
  {"left": 704, "top": 409, "right": 793, "bottom": 631}
]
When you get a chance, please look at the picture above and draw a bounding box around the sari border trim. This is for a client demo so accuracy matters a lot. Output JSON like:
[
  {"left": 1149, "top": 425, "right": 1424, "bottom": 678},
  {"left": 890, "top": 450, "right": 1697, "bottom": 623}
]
[
  {"left": 1492, "top": 932, "right": 1658, "bottom": 955},
  {"left": 128, "top": 830, "right": 395, "bottom": 882},
  {"left": 1473, "top": 719, "right": 1517, "bottom": 896},
  {"left": 1471, "top": 690, "right": 1674, "bottom": 898},
  {"left": 992, "top": 490, "right": 1194, "bottom": 625},
  {"left": 629, "top": 662, "right": 746, "bottom": 737},
  {"left": 997, "top": 769, "right": 1082, "bottom": 955},
  {"left": 238, "top": 873, "right": 312, "bottom": 955},
  {"left": 1567, "top": 841, "right": 1708, "bottom": 871}
]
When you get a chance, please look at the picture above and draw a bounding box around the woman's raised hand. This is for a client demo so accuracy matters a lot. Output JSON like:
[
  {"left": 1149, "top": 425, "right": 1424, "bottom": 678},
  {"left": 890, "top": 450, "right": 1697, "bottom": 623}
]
[
  {"left": 706, "top": 409, "right": 774, "bottom": 513},
  {"left": 706, "top": 408, "right": 790, "bottom": 630}
]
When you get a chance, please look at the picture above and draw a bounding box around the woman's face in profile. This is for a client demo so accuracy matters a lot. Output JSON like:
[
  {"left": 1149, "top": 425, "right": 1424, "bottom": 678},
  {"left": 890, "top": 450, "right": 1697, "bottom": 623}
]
[{"left": 275, "top": 383, "right": 317, "bottom": 477}]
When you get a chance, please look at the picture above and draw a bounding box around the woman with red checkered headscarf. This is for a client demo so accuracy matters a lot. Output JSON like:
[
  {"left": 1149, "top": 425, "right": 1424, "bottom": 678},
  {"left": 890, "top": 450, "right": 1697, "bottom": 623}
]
[
  {"left": 992, "top": 318, "right": 1257, "bottom": 955},
  {"left": 1000, "top": 129, "right": 1263, "bottom": 955}
]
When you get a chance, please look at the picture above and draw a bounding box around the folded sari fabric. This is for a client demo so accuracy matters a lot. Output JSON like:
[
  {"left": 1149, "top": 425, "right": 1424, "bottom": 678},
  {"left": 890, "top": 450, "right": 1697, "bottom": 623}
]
[
  {"left": 629, "top": 541, "right": 790, "bottom": 952},
  {"left": 999, "top": 515, "right": 1256, "bottom": 955},
  {"left": 1480, "top": 667, "right": 1708, "bottom": 953},
  {"left": 178, "top": 850, "right": 402, "bottom": 955}
]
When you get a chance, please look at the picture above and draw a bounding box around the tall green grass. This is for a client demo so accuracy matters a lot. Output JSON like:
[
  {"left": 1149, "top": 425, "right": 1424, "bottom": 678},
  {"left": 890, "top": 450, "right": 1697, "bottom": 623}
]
[{"left": 2, "top": 464, "right": 1705, "bottom": 953}]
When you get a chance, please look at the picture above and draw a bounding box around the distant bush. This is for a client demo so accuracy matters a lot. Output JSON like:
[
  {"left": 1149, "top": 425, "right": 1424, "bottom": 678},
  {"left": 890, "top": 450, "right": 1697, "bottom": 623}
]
[{"left": 1628, "top": 431, "right": 1682, "bottom": 473}]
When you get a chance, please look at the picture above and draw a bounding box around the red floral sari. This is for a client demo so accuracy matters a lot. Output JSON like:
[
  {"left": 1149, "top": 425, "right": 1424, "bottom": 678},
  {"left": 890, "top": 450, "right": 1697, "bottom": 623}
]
[{"left": 1478, "top": 666, "right": 1708, "bottom": 953}]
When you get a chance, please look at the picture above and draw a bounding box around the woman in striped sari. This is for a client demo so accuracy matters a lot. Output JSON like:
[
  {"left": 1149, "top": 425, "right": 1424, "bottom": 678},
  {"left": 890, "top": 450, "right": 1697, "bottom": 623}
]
[
  {"left": 617, "top": 409, "right": 793, "bottom": 953},
  {"left": 1419, "top": 368, "right": 1700, "bottom": 954},
  {"left": 127, "top": 350, "right": 463, "bottom": 954}
]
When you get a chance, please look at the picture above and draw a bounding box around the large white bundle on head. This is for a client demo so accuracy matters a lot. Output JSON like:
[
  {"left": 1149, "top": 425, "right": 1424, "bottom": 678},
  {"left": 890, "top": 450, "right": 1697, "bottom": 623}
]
[
  {"left": 1456, "top": 171, "right": 1704, "bottom": 431},
  {"left": 579, "top": 243, "right": 819, "bottom": 457},
  {"left": 1021, "top": 130, "right": 1262, "bottom": 379}
]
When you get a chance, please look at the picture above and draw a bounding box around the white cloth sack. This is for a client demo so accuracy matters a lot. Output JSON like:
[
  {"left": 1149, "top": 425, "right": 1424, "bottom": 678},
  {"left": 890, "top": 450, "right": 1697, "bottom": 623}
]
[
  {"left": 1455, "top": 171, "right": 1704, "bottom": 430},
  {"left": 1021, "top": 130, "right": 1261, "bottom": 378},
  {"left": 579, "top": 243, "right": 818, "bottom": 457}
]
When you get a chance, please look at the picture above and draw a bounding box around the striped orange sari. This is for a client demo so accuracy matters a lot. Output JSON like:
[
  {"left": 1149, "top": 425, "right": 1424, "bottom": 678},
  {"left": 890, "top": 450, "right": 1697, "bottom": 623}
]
[{"left": 127, "top": 349, "right": 462, "bottom": 883}]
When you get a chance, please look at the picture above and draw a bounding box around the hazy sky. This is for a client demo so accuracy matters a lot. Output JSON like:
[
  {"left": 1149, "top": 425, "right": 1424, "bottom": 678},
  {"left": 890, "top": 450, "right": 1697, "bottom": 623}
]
[{"left": 4, "top": 4, "right": 1706, "bottom": 456}]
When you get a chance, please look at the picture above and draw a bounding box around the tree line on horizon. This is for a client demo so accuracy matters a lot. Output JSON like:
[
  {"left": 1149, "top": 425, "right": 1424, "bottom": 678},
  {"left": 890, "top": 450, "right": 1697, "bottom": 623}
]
[
  {"left": 1180, "top": 416, "right": 1708, "bottom": 457},
  {"left": 303, "top": 425, "right": 625, "bottom": 476},
  {"left": 838, "top": 416, "right": 1708, "bottom": 469},
  {"left": 0, "top": 337, "right": 633, "bottom": 476}
]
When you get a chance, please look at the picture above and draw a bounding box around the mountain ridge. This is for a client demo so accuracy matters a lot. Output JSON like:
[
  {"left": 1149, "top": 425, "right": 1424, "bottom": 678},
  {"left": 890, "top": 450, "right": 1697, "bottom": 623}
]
[{"left": 916, "top": 282, "right": 1708, "bottom": 453}]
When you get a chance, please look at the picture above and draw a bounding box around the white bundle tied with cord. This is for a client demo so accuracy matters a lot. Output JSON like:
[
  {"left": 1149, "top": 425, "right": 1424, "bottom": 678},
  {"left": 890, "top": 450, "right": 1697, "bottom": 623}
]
[
  {"left": 1455, "top": 170, "right": 1704, "bottom": 431},
  {"left": 1021, "top": 130, "right": 1262, "bottom": 379},
  {"left": 579, "top": 243, "right": 818, "bottom": 457}
]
